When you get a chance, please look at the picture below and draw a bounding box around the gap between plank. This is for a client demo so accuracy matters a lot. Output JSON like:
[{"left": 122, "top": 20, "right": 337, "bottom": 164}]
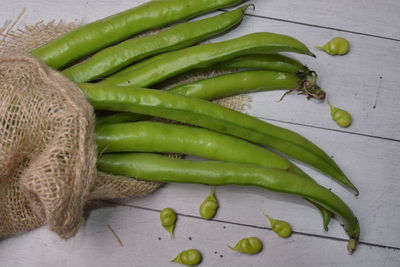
[
  {"left": 102, "top": 200, "right": 400, "bottom": 251},
  {"left": 255, "top": 116, "right": 400, "bottom": 143}
]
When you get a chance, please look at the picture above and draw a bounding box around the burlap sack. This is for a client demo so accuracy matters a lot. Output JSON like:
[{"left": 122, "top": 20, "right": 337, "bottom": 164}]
[{"left": 0, "top": 18, "right": 250, "bottom": 240}]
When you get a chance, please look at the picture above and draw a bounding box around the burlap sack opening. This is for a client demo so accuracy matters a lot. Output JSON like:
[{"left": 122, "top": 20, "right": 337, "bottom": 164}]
[{"left": 0, "top": 18, "right": 250, "bottom": 240}]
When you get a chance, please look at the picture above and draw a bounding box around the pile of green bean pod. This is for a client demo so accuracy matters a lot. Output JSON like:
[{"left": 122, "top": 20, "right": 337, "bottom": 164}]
[
  {"left": 29, "top": 0, "right": 360, "bottom": 254},
  {"left": 100, "top": 32, "right": 316, "bottom": 87},
  {"left": 30, "top": 0, "right": 247, "bottom": 69},
  {"left": 79, "top": 83, "right": 360, "bottom": 251},
  {"left": 81, "top": 83, "right": 356, "bottom": 193},
  {"left": 96, "top": 121, "right": 333, "bottom": 229},
  {"left": 62, "top": 6, "right": 249, "bottom": 83}
]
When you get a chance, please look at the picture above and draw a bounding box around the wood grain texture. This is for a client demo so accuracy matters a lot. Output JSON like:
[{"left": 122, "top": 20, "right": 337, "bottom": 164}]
[{"left": 1, "top": 0, "right": 400, "bottom": 266}]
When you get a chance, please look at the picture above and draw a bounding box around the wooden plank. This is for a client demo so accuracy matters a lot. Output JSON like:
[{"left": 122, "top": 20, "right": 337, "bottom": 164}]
[
  {"left": 1, "top": 0, "right": 399, "bottom": 265},
  {"left": 248, "top": 0, "right": 400, "bottom": 40},
  {"left": 0, "top": 205, "right": 399, "bottom": 267},
  {"left": 126, "top": 120, "right": 400, "bottom": 248}
]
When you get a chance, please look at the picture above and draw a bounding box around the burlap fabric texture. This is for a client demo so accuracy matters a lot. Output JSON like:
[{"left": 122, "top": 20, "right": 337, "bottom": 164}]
[{"left": 0, "top": 20, "right": 250, "bottom": 240}]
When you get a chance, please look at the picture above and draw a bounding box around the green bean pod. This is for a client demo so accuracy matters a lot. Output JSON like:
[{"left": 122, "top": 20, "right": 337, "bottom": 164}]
[
  {"left": 81, "top": 83, "right": 358, "bottom": 195},
  {"left": 62, "top": 6, "right": 249, "bottom": 83},
  {"left": 202, "top": 54, "right": 325, "bottom": 99},
  {"left": 167, "top": 70, "right": 300, "bottom": 100},
  {"left": 30, "top": 0, "right": 247, "bottom": 69},
  {"left": 210, "top": 54, "right": 307, "bottom": 73},
  {"left": 96, "top": 121, "right": 313, "bottom": 179},
  {"left": 100, "top": 32, "right": 316, "bottom": 87},
  {"left": 96, "top": 120, "right": 332, "bottom": 228},
  {"left": 97, "top": 153, "right": 360, "bottom": 253}
]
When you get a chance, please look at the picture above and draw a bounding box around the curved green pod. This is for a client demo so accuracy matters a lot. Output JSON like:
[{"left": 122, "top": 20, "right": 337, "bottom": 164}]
[
  {"left": 96, "top": 121, "right": 304, "bottom": 173},
  {"left": 210, "top": 54, "right": 308, "bottom": 73},
  {"left": 81, "top": 83, "right": 358, "bottom": 195},
  {"left": 168, "top": 70, "right": 300, "bottom": 100},
  {"left": 97, "top": 153, "right": 360, "bottom": 253},
  {"left": 30, "top": 0, "right": 247, "bottom": 69},
  {"left": 100, "top": 32, "right": 316, "bottom": 87},
  {"left": 62, "top": 6, "right": 249, "bottom": 83}
]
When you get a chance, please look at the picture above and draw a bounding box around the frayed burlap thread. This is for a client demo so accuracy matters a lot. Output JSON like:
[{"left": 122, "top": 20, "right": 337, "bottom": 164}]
[{"left": 0, "top": 19, "right": 250, "bottom": 240}]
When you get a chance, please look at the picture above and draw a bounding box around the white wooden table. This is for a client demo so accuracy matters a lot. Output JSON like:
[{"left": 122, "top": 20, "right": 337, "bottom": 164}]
[{"left": 1, "top": 1, "right": 400, "bottom": 266}]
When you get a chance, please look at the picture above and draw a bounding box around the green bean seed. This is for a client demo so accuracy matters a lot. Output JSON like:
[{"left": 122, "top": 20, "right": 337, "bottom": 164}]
[
  {"left": 171, "top": 249, "right": 202, "bottom": 266},
  {"left": 265, "top": 215, "right": 292, "bottom": 238},
  {"left": 228, "top": 237, "right": 263, "bottom": 255},
  {"left": 316, "top": 37, "right": 350, "bottom": 56},
  {"left": 329, "top": 103, "right": 352, "bottom": 128},
  {"left": 160, "top": 207, "right": 177, "bottom": 238},
  {"left": 199, "top": 189, "right": 218, "bottom": 220}
]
